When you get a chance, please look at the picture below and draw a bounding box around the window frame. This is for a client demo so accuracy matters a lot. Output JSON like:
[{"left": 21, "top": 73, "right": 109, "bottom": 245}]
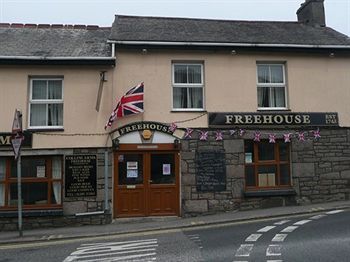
[
  {"left": 0, "top": 156, "right": 63, "bottom": 210},
  {"left": 244, "top": 140, "right": 291, "bottom": 190},
  {"left": 28, "top": 77, "right": 64, "bottom": 130},
  {"left": 256, "top": 63, "right": 288, "bottom": 111},
  {"left": 171, "top": 63, "right": 205, "bottom": 111}
]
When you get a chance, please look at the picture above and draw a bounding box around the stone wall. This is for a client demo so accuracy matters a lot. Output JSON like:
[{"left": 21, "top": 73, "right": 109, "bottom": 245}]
[
  {"left": 292, "top": 128, "right": 350, "bottom": 204},
  {"left": 0, "top": 213, "right": 112, "bottom": 231},
  {"left": 181, "top": 128, "right": 350, "bottom": 215},
  {"left": 63, "top": 148, "right": 113, "bottom": 215}
]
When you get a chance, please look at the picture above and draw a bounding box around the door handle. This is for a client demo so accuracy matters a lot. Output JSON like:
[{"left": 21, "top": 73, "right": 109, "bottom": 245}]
[{"left": 149, "top": 180, "right": 153, "bottom": 183}]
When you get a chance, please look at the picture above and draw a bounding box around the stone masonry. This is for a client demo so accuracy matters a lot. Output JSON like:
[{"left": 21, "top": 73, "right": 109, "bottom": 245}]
[{"left": 181, "top": 128, "right": 350, "bottom": 216}]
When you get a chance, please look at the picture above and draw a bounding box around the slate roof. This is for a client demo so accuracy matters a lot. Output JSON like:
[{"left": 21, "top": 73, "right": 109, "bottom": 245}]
[
  {"left": 109, "top": 15, "right": 350, "bottom": 47},
  {"left": 0, "top": 24, "right": 113, "bottom": 60}
]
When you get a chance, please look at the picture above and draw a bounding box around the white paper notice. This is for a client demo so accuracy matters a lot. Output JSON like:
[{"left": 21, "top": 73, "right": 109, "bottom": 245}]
[
  {"left": 37, "top": 166, "right": 46, "bottom": 177},
  {"left": 127, "top": 161, "right": 138, "bottom": 170},
  {"left": 163, "top": 164, "right": 171, "bottom": 175},
  {"left": 127, "top": 169, "right": 138, "bottom": 178}
]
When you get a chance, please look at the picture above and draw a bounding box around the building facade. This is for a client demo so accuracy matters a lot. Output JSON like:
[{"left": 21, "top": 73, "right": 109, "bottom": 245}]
[{"left": 1, "top": 0, "right": 350, "bottom": 230}]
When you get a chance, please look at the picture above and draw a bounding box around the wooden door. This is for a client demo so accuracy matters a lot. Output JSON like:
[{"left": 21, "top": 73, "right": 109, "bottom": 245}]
[
  {"left": 114, "top": 153, "right": 146, "bottom": 217},
  {"left": 114, "top": 149, "right": 179, "bottom": 218},
  {"left": 148, "top": 152, "right": 179, "bottom": 216}
]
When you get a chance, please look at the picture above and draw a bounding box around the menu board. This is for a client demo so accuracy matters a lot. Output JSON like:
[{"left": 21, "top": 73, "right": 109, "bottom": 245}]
[
  {"left": 196, "top": 151, "right": 226, "bottom": 192},
  {"left": 65, "top": 155, "right": 97, "bottom": 197}
]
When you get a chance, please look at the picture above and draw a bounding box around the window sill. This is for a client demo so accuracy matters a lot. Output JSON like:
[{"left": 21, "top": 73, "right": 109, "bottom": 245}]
[
  {"left": 171, "top": 110, "right": 207, "bottom": 113},
  {"left": 244, "top": 188, "right": 296, "bottom": 197},
  {"left": 0, "top": 209, "right": 63, "bottom": 218},
  {"left": 28, "top": 128, "right": 64, "bottom": 132},
  {"left": 257, "top": 108, "right": 291, "bottom": 112}
]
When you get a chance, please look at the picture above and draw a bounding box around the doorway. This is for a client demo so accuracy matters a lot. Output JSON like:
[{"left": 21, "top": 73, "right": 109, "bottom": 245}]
[{"left": 114, "top": 146, "right": 180, "bottom": 218}]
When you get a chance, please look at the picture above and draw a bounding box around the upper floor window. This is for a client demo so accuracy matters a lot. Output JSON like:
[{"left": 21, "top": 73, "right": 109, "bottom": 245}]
[
  {"left": 172, "top": 63, "right": 204, "bottom": 110},
  {"left": 29, "top": 78, "right": 63, "bottom": 129},
  {"left": 257, "top": 64, "right": 287, "bottom": 109}
]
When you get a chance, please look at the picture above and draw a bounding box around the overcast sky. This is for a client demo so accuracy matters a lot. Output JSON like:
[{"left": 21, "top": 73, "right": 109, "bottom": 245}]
[{"left": 0, "top": 0, "right": 349, "bottom": 36}]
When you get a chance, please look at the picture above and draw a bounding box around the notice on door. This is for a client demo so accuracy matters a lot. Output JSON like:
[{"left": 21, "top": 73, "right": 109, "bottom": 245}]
[
  {"left": 65, "top": 155, "right": 97, "bottom": 197},
  {"left": 162, "top": 164, "right": 171, "bottom": 175}
]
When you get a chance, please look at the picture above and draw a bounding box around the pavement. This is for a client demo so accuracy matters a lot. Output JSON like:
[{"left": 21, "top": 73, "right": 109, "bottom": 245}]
[{"left": 1, "top": 200, "right": 349, "bottom": 245}]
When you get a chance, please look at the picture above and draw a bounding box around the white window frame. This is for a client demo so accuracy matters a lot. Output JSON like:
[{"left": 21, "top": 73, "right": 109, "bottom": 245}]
[
  {"left": 28, "top": 78, "right": 64, "bottom": 129},
  {"left": 256, "top": 63, "right": 288, "bottom": 111},
  {"left": 172, "top": 63, "right": 205, "bottom": 111}
]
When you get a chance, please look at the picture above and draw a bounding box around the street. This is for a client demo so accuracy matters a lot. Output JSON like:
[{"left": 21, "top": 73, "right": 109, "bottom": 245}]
[{"left": 0, "top": 209, "right": 349, "bottom": 262}]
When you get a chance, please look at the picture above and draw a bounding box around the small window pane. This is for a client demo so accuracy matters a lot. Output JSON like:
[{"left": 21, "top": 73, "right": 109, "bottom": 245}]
[
  {"left": 258, "top": 141, "right": 275, "bottom": 161},
  {"left": 257, "top": 165, "right": 276, "bottom": 187},
  {"left": 30, "top": 104, "right": 46, "bottom": 126},
  {"left": 245, "top": 141, "right": 254, "bottom": 163},
  {"left": 48, "top": 104, "right": 63, "bottom": 126},
  {"left": 118, "top": 154, "right": 143, "bottom": 185},
  {"left": 188, "top": 65, "right": 202, "bottom": 84},
  {"left": 271, "top": 87, "right": 285, "bottom": 107},
  {"left": 174, "top": 65, "right": 188, "bottom": 84},
  {"left": 52, "top": 182, "right": 61, "bottom": 204},
  {"left": 11, "top": 158, "right": 46, "bottom": 178},
  {"left": 245, "top": 166, "right": 256, "bottom": 186},
  {"left": 245, "top": 166, "right": 255, "bottom": 187},
  {"left": 52, "top": 157, "right": 62, "bottom": 179},
  {"left": 9, "top": 182, "right": 48, "bottom": 205},
  {"left": 188, "top": 88, "right": 203, "bottom": 108},
  {"left": 270, "top": 65, "right": 284, "bottom": 83},
  {"left": 151, "top": 154, "right": 175, "bottom": 184},
  {"left": 173, "top": 87, "right": 188, "bottom": 108},
  {"left": 280, "top": 164, "right": 290, "bottom": 185},
  {"left": 48, "top": 80, "right": 62, "bottom": 99},
  {"left": 258, "top": 86, "right": 269, "bottom": 107},
  {"left": 279, "top": 143, "right": 289, "bottom": 161},
  {"left": 32, "top": 80, "right": 47, "bottom": 99},
  {"left": 257, "top": 65, "right": 270, "bottom": 83},
  {"left": 0, "top": 158, "right": 5, "bottom": 180}
]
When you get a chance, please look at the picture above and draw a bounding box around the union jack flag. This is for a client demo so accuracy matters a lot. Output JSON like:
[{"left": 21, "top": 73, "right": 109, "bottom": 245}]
[{"left": 105, "top": 82, "right": 144, "bottom": 129}]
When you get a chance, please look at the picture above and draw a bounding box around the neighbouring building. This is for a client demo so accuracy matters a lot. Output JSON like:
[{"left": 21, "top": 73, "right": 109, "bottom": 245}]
[{"left": 1, "top": 0, "right": 350, "bottom": 230}]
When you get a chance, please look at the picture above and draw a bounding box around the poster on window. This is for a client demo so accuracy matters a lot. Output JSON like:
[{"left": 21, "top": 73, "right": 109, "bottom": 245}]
[
  {"left": 36, "top": 166, "right": 46, "bottom": 178},
  {"left": 162, "top": 164, "right": 171, "bottom": 175},
  {"left": 127, "top": 169, "right": 138, "bottom": 178},
  {"left": 127, "top": 161, "right": 138, "bottom": 170}
]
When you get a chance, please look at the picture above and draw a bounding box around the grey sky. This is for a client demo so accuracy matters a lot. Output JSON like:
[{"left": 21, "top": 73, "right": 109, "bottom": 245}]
[{"left": 0, "top": 0, "right": 349, "bottom": 36}]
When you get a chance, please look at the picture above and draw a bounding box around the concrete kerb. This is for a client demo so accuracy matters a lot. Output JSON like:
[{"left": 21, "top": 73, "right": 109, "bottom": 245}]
[{"left": 1, "top": 203, "right": 349, "bottom": 247}]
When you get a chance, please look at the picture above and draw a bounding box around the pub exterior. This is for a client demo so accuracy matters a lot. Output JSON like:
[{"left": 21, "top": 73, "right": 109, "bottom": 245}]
[{"left": 1, "top": 0, "right": 350, "bottom": 230}]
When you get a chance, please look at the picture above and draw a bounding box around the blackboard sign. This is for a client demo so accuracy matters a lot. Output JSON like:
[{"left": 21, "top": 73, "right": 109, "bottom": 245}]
[
  {"left": 65, "top": 155, "right": 97, "bottom": 197},
  {"left": 196, "top": 151, "right": 226, "bottom": 192}
]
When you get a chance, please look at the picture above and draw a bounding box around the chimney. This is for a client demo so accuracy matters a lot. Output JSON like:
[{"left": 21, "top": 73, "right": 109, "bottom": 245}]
[{"left": 297, "top": 0, "right": 325, "bottom": 27}]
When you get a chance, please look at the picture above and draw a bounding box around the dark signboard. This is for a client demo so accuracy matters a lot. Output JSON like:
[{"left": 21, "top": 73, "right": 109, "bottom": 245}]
[
  {"left": 65, "top": 155, "right": 97, "bottom": 198},
  {"left": 118, "top": 121, "right": 175, "bottom": 136},
  {"left": 196, "top": 151, "right": 226, "bottom": 192},
  {"left": 209, "top": 112, "right": 339, "bottom": 127},
  {"left": 0, "top": 131, "right": 32, "bottom": 147}
]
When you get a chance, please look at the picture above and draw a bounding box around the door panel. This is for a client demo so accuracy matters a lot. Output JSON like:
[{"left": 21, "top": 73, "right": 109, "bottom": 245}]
[
  {"left": 149, "top": 153, "right": 179, "bottom": 216},
  {"left": 115, "top": 153, "right": 146, "bottom": 217},
  {"left": 114, "top": 149, "right": 179, "bottom": 218}
]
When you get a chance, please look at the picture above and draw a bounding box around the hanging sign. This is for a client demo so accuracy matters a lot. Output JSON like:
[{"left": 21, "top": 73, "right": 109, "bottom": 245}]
[{"left": 209, "top": 112, "right": 339, "bottom": 127}]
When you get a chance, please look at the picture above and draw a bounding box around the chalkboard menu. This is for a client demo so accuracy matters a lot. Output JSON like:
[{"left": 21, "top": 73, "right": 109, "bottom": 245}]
[
  {"left": 196, "top": 151, "right": 226, "bottom": 192},
  {"left": 65, "top": 155, "right": 97, "bottom": 197}
]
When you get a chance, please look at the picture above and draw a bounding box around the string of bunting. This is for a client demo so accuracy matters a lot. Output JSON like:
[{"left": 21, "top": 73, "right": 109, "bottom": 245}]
[{"left": 169, "top": 123, "right": 321, "bottom": 143}]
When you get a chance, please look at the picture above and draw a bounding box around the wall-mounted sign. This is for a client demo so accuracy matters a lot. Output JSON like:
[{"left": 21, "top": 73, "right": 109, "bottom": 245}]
[
  {"left": 65, "top": 155, "right": 97, "bottom": 198},
  {"left": 118, "top": 121, "right": 175, "bottom": 136},
  {"left": 0, "top": 132, "right": 32, "bottom": 148},
  {"left": 209, "top": 112, "right": 339, "bottom": 127},
  {"left": 196, "top": 151, "right": 226, "bottom": 192}
]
